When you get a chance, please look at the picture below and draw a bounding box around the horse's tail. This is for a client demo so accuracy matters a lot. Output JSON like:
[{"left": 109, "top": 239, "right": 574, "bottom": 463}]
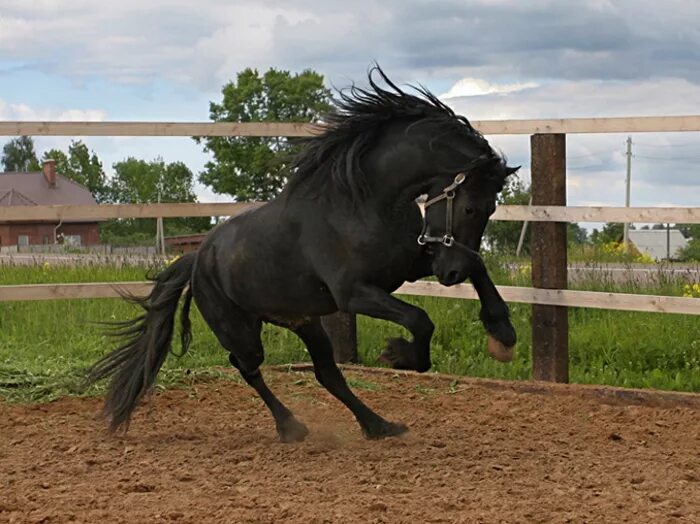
[{"left": 85, "top": 252, "right": 197, "bottom": 432}]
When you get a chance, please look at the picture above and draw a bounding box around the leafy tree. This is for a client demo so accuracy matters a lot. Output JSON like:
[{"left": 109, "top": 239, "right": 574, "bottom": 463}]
[
  {"left": 484, "top": 178, "right": 588, "bottom": 255},
  {"left": 675, "top": 224, "right": 700, "bottom": 240},
  {"left": 101, "top": 158, "right": 210, "bottom": 243},
  {"left": 196, "top": 67, "right": 332, "bottom": 201},
  {"left": 42, "top": 141, "right": 109, "bottom": 203},
  {"left": 109, "top": 157, "right": 198, "bottom": 205},
  {"left": 678, "top": 238, "right": 700, "bottom": 262},
  {"left": 1, "top": 136, "right": 41, "bottom": 172},
  {"left": 483, "top": 177, "right": 531, "bottom": 254},
  {"left": 591, "top": 223, "right": 630, "bottom": 244},
  {"left": 567, "top": 223, "right": 588, "bottom": 245}
]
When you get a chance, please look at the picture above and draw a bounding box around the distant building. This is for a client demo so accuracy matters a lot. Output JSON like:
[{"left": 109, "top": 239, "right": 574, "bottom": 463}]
[
  {"left": 0, "top": 159, "right": 101, "bottom": 248},
  {"left": 164, "top": 233, "right": 207, "bottom": 254},
  {"left": 628, "top": 229, "right": 688, "bottom": 260}
]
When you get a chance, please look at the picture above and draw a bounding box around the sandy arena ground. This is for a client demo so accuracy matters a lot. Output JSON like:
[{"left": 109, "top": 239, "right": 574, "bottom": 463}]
[{"left": 1, "top": 368, "right": 698, "bottom": 523}]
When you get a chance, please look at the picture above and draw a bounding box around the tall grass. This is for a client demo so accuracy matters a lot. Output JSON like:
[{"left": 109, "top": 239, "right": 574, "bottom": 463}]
[{"left": 1, "top": 256, "right": 698, "bottom": 402}]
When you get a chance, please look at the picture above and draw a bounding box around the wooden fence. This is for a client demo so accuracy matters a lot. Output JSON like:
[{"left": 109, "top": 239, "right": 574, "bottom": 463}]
[{"left": 2, "top": 117, "right": 700, "bottom": 383}]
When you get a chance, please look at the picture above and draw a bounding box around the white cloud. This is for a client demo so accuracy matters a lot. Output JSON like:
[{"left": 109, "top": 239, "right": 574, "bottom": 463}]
[
  {"left": 0, "top": 99, "right": 106, "bottom": 121},
  {"left": 440, "top": 78, "right": 537, "bottom": 98},
  {"left": 444, "top": 78, "right": 700, "bottom": 120},
  {"left": 188, "top": 4, "right": 318, "bottom": 87},
  {"left": 2, "top": 0, "right": 700, "bottom": 90}
]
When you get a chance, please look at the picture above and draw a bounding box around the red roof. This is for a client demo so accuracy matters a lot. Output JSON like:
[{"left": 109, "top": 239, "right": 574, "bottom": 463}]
[{"left": 0, "top": 172, "right": 97, "bottom": 207}]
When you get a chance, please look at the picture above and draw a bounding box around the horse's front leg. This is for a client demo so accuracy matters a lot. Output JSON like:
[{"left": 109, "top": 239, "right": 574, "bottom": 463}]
[
  {"left": 342, "top": 284, "right": 435, "bottom": 372},
  {"left": 469, "top": 258, "right": 517, "bottom": 361}
]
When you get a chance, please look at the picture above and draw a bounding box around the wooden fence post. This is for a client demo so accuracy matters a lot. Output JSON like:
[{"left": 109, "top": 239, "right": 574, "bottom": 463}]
[
  {"left": 321, "top": 312, "right": 358, "bottom": 363},
  {"left": 530, "top": 133, "right": 569, "bottom": 382}
]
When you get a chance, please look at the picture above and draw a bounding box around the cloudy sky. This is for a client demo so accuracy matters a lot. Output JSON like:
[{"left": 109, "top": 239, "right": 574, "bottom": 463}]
[{"left": 1, "top": 0, "right": 699, "bottom": 217}]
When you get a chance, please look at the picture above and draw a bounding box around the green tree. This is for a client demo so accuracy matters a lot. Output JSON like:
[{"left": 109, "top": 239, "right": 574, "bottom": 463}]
[
  {"left": 675, "top": 224, "right": 700, "bottom": 240},
  {"left": 592, "top": 223, "right": 628, "bottom": 244},
  {"left": 109, "top": 157, "right": 199, "bottom": 205},
  {"left": 678, "top": 238, "right": 700, "bottom": 261},
  {"left": 484, "top": 177, "right": 531, "bottom": 254},
  {"left": 1, "top": 136, "right": 41, "bottom": 172},
  {"left": 567, "top": 223, "right": 588, "bottom": 246},
  {"left": 42, "top": 141, "right": 109, "bottom": 203},
  {"left": 196, "top": 67, "right": 332, "bottom": 201},
  {"left": 101, "top": 158, "right": 210, "bottom": 244}
]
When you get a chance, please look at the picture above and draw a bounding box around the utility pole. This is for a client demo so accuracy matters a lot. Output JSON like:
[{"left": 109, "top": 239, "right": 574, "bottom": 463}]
[
  {"left": 156, "top": 175, "right": 166, "bottom": 256},
  {"left": 515, "top": 196, "right": 533, "bottom": 257},
  {"left": 623, "top": 137, "right": 632, "bottom": 249}
]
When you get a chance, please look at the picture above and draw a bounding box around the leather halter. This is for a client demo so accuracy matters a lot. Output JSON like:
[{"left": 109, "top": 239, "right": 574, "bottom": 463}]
[{"left": 417, "top": 172, "right": 467, "bottom": 248}]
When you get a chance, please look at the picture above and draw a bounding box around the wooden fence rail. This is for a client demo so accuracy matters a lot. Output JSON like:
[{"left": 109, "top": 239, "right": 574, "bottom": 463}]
[
  {"left": 2, "top": 115, "right": 700, "bottom": 136},
  {"left": 2, "top": 281, "right": 699, "bottom": 315},
  {"left": 2, "top": 203, "right": 700, "bottom": 223}
]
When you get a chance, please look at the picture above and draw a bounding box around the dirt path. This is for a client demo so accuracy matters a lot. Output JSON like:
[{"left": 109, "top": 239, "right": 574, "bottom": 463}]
[{"left": 1, "top": 369, "right": 698, "bottom": 523}]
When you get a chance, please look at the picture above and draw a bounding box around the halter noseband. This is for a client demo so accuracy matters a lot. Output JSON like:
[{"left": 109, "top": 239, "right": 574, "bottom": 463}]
[{"left": 417, "top": 172, "right": 467, "bottom": 248}]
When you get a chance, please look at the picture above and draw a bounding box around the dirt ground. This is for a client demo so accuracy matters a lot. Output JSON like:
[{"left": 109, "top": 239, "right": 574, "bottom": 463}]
[{"left": 1, "top": 368, "right": 698, "bottom": 524}]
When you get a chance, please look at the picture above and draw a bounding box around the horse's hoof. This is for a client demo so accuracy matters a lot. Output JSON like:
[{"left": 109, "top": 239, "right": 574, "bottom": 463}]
[
  {"left": 378, "top": 338, "right": 430, "bottom": 372},
  {"left": 362, "top": 420, "right": 409, "bottom": 440},
  {"left": 487, "top": 335, "right": 514, "bottom": 363},
  {"left": 277, "top": 417, "right": 309, "bottom": 443}
]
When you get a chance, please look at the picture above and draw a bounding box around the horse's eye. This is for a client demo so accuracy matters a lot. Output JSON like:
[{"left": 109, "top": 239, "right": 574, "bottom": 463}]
[{"left": 465, "top": 207, "right": 475, "bottom": 215}]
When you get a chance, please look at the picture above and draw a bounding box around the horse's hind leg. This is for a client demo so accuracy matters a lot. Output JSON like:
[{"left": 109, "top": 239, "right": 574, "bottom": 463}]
[
  {"left": 194, "top": 286, "right": 308, "bottom": 442},
  {"left": 235, "top": 363, "right": 309, "bottom": 443},
  {"left": 294, "top": 318, "right": 407, "bottom": 439}
]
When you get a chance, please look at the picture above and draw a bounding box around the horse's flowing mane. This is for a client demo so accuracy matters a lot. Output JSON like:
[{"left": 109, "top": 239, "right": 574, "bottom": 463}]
[{"left": 285, "top": 66, "right": 496, "bottom": 202}]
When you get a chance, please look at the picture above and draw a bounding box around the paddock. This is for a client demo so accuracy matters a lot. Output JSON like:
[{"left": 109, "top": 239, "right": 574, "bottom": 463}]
[
  {"left": 1, "top": 116, "right": 700, "bottom": 523},
  {"left": 2, "top": 117, "right": 700, "bottom": 373},
  {"left": 1, "top": 368, "right": 698, "bottom": 523}
]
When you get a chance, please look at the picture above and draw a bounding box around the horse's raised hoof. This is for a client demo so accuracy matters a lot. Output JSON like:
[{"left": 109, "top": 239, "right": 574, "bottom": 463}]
[
  {"left": 277, "top": 416, "right": 309, "bottom": 443},
  {"left": 378, "top": 338, "right": 430, "bottom": 373},
  {"left": 487, "top": 335, "right": 515, "bottom": 363},
  {"left": 362, "top": 420, "right": 409, "bottom": 440}
]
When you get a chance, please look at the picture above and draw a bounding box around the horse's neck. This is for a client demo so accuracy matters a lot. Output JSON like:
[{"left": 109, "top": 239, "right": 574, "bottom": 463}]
[
  {"left": 370, "top": 171, "right": 441, "bottom": 221},
  {"left": 368, "top": 165, "right": 432, "bottom": 214}
]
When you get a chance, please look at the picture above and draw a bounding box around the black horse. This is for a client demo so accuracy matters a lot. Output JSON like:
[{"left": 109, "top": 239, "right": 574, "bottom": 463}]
[{"left": 86, "top": 67, "right": 518, "bottom": 442}]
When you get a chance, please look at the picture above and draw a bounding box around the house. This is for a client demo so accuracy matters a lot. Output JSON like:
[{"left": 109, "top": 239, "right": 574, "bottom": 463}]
[
  {"left": 0, "top": 159, "right": 101, "bottom": 248},
  {"left": 628, "top": 229, "right": 688, "bottom": 260}
]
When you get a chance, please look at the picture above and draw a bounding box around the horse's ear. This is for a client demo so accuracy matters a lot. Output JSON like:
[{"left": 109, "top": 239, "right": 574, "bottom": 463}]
[{"left": 506, "top": 165, "right": 520, "bottom": 177}]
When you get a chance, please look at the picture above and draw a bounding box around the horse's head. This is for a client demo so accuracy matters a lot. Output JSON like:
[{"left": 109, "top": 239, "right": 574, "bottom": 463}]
[{"left": 420, "top": 157, "right": 519, "bottom": 286}]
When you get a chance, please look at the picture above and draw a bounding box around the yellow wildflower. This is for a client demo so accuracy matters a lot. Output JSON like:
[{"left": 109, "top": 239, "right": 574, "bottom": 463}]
[{"left": 683, "top": 283, "right": 700, "bottom": 298}]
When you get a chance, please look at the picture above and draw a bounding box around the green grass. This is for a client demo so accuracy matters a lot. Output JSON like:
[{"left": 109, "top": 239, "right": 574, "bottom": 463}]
[{"left": 1, "top": 257, "right": 698, "bottom": 403}]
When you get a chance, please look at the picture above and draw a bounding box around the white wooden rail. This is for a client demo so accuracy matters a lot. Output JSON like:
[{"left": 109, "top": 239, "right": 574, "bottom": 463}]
[
  {"left": 1, "top": 115, "right": 700, "bottom": 136},
  {"left": 1, "top": 281, "right": 698, "bottom": 315},
  {"left": 397, "top": 282, "right": 700, "bottom": 316},
  {"left": 2, "top": 203, "right": 700, "bottom": 224},
  {"left": 0, "top": 202, "right": 263, "bottom": 221}
]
